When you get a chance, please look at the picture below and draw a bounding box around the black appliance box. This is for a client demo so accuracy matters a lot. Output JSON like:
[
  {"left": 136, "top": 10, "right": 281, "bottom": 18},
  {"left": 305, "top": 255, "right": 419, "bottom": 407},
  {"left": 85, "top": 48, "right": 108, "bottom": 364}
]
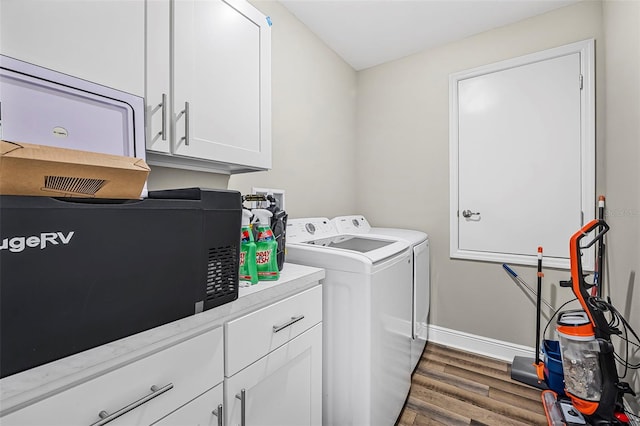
[{"left": 0, "top": 188, "right": 241, "bottom": 378}]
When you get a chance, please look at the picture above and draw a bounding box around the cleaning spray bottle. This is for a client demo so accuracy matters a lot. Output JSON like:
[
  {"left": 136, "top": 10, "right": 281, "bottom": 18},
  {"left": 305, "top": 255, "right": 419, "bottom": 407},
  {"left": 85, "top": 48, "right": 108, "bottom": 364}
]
[
  {"left": 252, "top": 209, "right": 280, "bottom": 281},
  {"left": 239, "top": 209, "right": 258, "bottom": 284}
]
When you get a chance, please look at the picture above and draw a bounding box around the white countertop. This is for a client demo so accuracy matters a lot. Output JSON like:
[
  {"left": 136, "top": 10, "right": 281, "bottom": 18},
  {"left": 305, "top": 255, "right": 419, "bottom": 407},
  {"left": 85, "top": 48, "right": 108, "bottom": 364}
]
[{"left": 0, "top": 263, "right": 324, "bottom": 415}]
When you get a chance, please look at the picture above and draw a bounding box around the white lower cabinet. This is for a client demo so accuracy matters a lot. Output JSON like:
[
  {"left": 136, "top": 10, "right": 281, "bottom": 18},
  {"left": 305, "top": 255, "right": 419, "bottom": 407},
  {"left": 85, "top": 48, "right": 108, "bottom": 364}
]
[
  {"left": 224, "top": 285, "right": 323, "bottom": 426},
  {"left": 225, "top": 285, "right": 323, "bottom": 377},
  {"left": 1, "top": 327, "right": 224, "bottom": 425},
  {"left": 225, "top": 324, "right": 322, "bottom": 426},
  {"left": 0, "top": 281, "right": 323, "bottom": 426}
]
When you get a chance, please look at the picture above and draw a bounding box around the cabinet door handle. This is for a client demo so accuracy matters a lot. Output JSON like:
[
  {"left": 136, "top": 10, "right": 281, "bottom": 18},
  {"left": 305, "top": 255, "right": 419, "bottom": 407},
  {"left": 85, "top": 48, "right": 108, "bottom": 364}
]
[
  {"left": 180, "top": 101, "right": 190, "bottom": 146},
  {"left": 90, "top": 383, "right": 173, "bottom": 426},
  {"left": 158, "top": 93, "right": 167, "bottom": 141},
  {"left": 212, "top": 403, "right": 223, "bottom": 426},
  {"left": 235, "top": 389, "right": 246, "bottom": 426},
  {"left": 273, "top": 315, "right": 305, "bottom": 333}
]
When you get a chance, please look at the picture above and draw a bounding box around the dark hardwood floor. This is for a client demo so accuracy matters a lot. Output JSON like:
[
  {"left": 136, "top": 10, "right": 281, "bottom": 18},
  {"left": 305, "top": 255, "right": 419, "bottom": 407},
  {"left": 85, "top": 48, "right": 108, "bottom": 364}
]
[{"left": 397, "top": 343, "right": 548, "bottom": 426}]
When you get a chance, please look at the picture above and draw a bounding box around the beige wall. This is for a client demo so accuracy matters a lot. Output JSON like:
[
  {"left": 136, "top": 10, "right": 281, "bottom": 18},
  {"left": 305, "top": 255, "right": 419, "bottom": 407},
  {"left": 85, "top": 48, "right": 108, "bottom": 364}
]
[
  {"left": 603, "top": 0, "right": 640, "bottom": 403},
  {"left": 357, "top": 0, "right": 638, "bottom": 400},
  {"left": 227, "top": 1, "right": 359, "bottom": 218},
  {"left": 147, "top": 166, "right": 230, "bottom": 191},
  {"left": 356, "top": 0, "right": 608, "bottom": 344}
]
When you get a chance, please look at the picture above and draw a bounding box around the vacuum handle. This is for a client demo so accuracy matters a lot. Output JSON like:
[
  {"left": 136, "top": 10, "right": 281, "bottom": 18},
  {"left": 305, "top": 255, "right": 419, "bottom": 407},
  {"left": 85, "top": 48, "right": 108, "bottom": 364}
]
[
  {"left": 576, "top": 219, "right": 609, "bottom": 249},
  {"left": 570, "top": 219, "right": 610, "bottom": 329}
]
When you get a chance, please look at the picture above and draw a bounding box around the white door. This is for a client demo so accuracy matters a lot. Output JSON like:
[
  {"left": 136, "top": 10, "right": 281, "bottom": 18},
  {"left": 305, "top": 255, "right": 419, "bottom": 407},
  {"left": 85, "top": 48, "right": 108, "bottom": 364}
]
[
  {"left": 173, "top": 0, "right": 271, "bottom": 169},
  {"left": 450, "top": 40, "right": 595, "bottom": 269},
  {"left": 225, "top": 324, "right": 322, "bottom": 426}
]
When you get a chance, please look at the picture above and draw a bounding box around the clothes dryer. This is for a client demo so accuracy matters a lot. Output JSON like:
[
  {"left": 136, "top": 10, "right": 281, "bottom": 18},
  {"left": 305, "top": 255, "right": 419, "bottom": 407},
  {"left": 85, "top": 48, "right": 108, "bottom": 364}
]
[
  {"left": 332, "top": 215, "right": 430, "bottom": 371},
  {"left": 286, "top": 218, "right": 413, "bottom": 426}
]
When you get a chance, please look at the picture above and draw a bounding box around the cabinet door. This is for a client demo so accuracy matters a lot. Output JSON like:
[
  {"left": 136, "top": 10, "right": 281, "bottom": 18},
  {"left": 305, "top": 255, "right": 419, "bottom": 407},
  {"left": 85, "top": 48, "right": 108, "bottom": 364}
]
[
  {"left": 153, "top": 383, "right": 223, "bottom": 426},
  {"left": 146, "top": 0, "right": 172, "bottom": 154},
  {"left": 173, "top": 0, "right": 271, "bottom": 169},
  {"left": 225, "top": 324, "right": 322, "bottom": 426},
  {"left": 0, "top": 0, "right": 144, "bottom": 96}
]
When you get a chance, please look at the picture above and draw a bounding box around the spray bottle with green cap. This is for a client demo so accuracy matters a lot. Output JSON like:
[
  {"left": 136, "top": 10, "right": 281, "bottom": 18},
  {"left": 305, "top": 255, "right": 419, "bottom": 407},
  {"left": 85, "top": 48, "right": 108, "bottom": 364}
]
[
  {"left": 252, "top": 209, "right": 280, "bottom": 281},
  {"left": 239, "top": 209, "right": 258, "bottom": 284}
]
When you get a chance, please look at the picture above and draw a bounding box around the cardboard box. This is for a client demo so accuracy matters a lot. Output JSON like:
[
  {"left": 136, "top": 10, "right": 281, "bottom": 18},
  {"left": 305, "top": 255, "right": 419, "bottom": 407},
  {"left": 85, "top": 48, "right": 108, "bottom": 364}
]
[{"left": 0, "top": 140, "right": 150, "bottom": 199}]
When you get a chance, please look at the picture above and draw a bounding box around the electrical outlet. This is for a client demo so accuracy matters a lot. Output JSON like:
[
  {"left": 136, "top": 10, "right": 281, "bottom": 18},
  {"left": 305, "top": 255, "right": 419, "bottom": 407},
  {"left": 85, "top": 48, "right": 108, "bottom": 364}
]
[{"left": 251, "top": 187, "right": 285, "bottom": 211}]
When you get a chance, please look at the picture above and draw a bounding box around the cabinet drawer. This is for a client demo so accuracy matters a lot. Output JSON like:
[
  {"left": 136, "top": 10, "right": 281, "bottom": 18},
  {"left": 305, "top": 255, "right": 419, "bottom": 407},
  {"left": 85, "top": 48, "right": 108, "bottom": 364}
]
[
  {"left": 225, "top": 285, "right": 322, "bottom": 376},
  {"left": 2, "top": 327, "right": 223, "bottom": 425}
]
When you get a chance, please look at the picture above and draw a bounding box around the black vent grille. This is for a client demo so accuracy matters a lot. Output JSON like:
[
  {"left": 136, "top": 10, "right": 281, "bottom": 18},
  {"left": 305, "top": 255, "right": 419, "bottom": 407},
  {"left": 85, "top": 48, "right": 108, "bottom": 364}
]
[
  {"left": 43, "top": 176, "right": 107, "bottom": 196},
  {"left": 205, "top": 245, "right": 238, "bottom": 308}
]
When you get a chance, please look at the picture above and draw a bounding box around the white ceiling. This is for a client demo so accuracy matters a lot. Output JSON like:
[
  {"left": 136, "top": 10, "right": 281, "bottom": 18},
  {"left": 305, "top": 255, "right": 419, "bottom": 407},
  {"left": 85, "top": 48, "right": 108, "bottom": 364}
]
[{"left": 279, "top": 0, "right": 581, "bottom": 70}]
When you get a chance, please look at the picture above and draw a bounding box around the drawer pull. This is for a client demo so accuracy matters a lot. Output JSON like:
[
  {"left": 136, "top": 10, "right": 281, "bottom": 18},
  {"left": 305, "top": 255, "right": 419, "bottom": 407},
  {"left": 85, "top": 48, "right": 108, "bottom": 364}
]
[
  {"left": 158, "top": 93, "right": 167, "bottom": 141},
  {"left": 273, "top": 315, "right": 305, "bottom": 333},
  {"left": 180, "top": 101, "right": 190, "bottom": 146},
  {"left": 212, "top": 404, "right": 223, "bottom": 426},
  {"left": 90, "top": 383, "right": 173, "bottom": 426},
  {"left": 236, "top": 389, "right": 246, "bottom": 426}
]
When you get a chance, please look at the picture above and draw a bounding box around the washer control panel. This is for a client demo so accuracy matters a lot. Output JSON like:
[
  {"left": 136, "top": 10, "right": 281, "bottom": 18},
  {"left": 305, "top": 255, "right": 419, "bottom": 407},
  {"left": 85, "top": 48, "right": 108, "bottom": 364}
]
[
  {"left": 287, "top": 217, "right": 336, "bottom": 242},
  {"left": 332, "top": 215, "right": 372, "bottom": 234}
]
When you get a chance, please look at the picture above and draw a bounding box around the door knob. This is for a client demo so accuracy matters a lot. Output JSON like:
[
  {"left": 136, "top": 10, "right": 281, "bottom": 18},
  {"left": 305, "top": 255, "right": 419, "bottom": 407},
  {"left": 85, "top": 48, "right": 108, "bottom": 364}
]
[{"left": 462, "top": 210, "right": 480, "bottom": 218}]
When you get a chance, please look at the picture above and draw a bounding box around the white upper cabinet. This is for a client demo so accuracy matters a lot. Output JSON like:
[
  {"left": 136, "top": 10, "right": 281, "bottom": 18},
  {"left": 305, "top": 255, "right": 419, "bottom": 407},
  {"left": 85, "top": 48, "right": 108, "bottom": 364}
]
[
  {"left": 1, "top": 0, "right": 270, "bottom": 173},
  {"left": 146, "top": 0, "right": 272, "bottom": 174},
  {"left": 0, "top": 0, "right": 145, "bottom": 97}
]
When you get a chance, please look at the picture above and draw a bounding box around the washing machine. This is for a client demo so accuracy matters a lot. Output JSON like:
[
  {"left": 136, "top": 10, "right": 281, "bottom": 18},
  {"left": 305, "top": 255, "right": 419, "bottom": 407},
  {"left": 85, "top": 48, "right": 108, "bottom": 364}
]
[
  {"left": 332, "top": 215, "right": 430, "bottom": 371},
  {"left": 286, "top": 218, "right": 413, "bottom": 426}
]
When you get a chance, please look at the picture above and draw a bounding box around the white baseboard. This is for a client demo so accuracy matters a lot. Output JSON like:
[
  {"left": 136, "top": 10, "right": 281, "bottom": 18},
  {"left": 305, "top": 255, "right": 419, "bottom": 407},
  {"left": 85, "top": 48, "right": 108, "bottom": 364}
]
[{"left": 427, "top": 324, "right": 536, "bottom": 362}]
